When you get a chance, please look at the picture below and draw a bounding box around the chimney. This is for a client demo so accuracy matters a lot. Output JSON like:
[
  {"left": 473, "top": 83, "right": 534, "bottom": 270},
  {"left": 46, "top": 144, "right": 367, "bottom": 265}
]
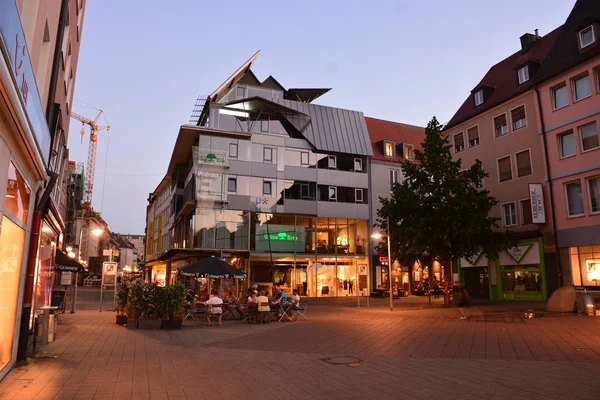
[{"left": 520, "top": 33, "right": 538, "bottom": 54}]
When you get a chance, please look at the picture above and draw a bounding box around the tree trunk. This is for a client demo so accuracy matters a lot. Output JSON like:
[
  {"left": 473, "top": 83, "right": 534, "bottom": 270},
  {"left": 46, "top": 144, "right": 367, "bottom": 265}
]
[{"left": 444, "top": 259, "right": 452, "bottom": 307}]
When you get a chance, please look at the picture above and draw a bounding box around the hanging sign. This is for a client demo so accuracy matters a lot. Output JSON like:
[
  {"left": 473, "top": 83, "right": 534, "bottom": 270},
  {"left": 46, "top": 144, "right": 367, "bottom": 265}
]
[
  {"left": 60, "top": 272, "right": 73, "bottom": 286},
  {"left": 506, "top": 244, "right": 533, "bottom": 264},
  {"left": 529, "top": 184, "right": 546, "bottom": 223}
]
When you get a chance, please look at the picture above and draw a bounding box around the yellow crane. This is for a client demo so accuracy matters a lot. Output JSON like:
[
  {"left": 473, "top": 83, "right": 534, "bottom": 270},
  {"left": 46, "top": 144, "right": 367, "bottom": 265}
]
[{"left": 70, "top": 109, "right": 110, "bottom": 263}]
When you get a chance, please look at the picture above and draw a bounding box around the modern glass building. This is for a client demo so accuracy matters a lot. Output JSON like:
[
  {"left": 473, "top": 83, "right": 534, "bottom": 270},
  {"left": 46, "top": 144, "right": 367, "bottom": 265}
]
[{"left": 145, "top": 52, "right": 373, "bottom": 297}]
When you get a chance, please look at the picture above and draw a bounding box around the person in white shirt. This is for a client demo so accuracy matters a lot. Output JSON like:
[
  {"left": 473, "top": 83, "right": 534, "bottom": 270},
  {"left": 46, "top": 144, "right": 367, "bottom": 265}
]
[
  {"left": 286, "top": 289, "right": 301, "bottom": 320},
  {"left": 205, "top": 289, "right": 223, "bottom": 326}
]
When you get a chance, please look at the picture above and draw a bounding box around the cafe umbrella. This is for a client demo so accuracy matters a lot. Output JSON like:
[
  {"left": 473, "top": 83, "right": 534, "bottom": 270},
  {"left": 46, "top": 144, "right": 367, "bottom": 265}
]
[
  {"left": 55, "top": 249, "right": 87, "bottom": 313},
  {"left": 177, "top": 256, "right": 247, "bottom": 279}
]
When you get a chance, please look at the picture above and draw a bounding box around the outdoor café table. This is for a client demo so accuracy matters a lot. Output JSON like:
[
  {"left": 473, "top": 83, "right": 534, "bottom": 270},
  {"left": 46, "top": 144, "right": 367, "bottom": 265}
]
[{"left": 220, "top": 302, "right": 240, "bottom": 320}]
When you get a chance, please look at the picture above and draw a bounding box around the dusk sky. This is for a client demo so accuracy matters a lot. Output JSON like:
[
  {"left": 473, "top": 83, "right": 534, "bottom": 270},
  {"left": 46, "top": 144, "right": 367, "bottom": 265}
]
[{"left": 67, "top": 0, "right": 576, "bottom": 234}]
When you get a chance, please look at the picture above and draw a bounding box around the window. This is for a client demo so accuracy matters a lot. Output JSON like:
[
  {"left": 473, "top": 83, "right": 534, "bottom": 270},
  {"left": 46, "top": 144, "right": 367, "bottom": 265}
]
[
  {"left": 384, "top": 141, "right": 395, "bottom": 157},
  {"left": 263, "top": 147, "right": 273, "bottom": 162},
  {"left": 355, "top": 188, "right": 364, "bottom": 203},
  {"left": 498, "top": 156, "right": 512, "bottom": 182},
  {"left": 552, "top": 84, "right": 569, "bottom": 109},
  {"left": 521, "top": 199, "right": 533, "bottom": 225},
  {"left": 588, "top": 177, "right": 600, "bottom": 213},
  {"left": 572, "top": 75, "right": 592, "bottom": 101},
  {"left": 263, "top": 181, "right": 272, "bottom": 195},
  {"left": 260, "top": 119, "right": 269, "bottom": 132},
  {"left": 559, "top": 132, "right": 576, "bottom": 158},
  {"left": 566, "top": 181, "right": 584, "bottom": 216},
  {"left": 467, "top": 126, "right": 480, "bottom": 148},
  {"left": 237, "top": 86, "right": 246, "bottom": 99},
  {"left": 494, "top": 114, "right": 508, "bottom": 137},
  {"left": 511, "top": 106, "right": 527, "bottom": 130},
  {"left": 389, "top": 169, "right": 399, "bottom": 191},
  {"left": 474, "top": 90, "right": 484, "bottom": 106},
  {"left": 229, "top": 143, "right": 238, "bottom": 158},
  {"left": 517, "top": 66, "right": 529, "bottom": 84},
  {"left": 579, "top": 26, "right": 595, "bottom": 49},
  {"left": 328, "top": 155, "right": 336, "bottom": 169},
  {"left": 502, "top": 203, "right": 517, "bottom": 227},
  {"left": 453, "top": 133, "right": 465, "bottom": 153},
  {"left": 354, "top": 158, "right": 363, "bottom": 171},
  {"left": 403, "top": 144, "right": 414, "bottom": 160},
  {"left": 515, "top": 150, "right": 532, "bottom": 177},
  {"left": 596, "top": 68, "right": 600, "bottom": 93},
  {"left": 580, "top": 122, "right": 599, "bottom": 152},
  {"left": 301, "top": 152, "right": 309, "bottom": 165},
  {"left": 328, "top": 186, "right": 337, "bottom": 201},
  {"left": 227, "top": 178, "right": 237, "bottom": 193}
]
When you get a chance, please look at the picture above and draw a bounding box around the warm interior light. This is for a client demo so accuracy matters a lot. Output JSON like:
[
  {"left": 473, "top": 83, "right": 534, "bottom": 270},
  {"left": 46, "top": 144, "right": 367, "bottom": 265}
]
[
  {"left": 67, "top": 251, "right": 76, "bottom": 258},
  {"left": 371, "top": 232, "right": 384, "bottom": 240},
  {"left": 66, "top": 246, "right": 73, "bottom": 252},
  {"left": 41, "top": 226, "right": 53, "bottom": 233}
]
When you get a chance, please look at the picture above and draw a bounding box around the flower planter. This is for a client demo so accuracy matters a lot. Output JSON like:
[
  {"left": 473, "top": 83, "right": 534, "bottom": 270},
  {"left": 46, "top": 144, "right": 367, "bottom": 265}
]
[
  {"left": 116, "top": 315, "right": 128, "bottom": 326},
  {"left": 127, "top": 319, "right": 138, "bottom": 329},
  {"left": 138, "top": 319, "right": 161, "bottom": 330},
  {"left": 161, "top": 319, "right": 183, "bottom": 330}
]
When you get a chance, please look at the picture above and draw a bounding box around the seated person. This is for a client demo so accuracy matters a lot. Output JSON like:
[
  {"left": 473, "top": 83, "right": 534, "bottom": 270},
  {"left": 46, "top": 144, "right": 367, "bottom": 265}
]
[
  {"left": 205, "top": 289, "right": 223, "bottom": 326},
  {"left": 247, "top": 289, "right": 257, "bottom": 304},
  {"left": 286, "top": 289, "right": 301, "bottom": 320},
  {"left": 256, "top": 291, "right": 270, "bottom": 312},
  {"left": 272, "top": 286, "right": 288, "bottom": 305},
  {"left": 184, "top": 289, "right": 194, "bottom": 304}
]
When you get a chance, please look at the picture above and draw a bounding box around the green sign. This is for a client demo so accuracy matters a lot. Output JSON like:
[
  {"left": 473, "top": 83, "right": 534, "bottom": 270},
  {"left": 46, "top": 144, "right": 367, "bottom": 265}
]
[{"left": 263, "top": 232, "right": 299, "bottom": 241}]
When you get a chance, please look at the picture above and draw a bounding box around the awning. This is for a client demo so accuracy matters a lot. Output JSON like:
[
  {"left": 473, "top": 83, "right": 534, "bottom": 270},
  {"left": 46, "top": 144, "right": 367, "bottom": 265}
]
[
  {"left": 178, "top": 257, "right": 247, "bottom": 279},
  {"left": 55, "top": 249, "right": 86, "bottom": 272},
  {"left": 286, "top": 88, "right": 330, "bottom": 103}
]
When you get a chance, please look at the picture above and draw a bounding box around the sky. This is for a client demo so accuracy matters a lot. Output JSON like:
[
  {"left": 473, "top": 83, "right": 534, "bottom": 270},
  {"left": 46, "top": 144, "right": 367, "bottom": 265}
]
[{"left": 67, "top": 0, "right": 576, "bottom": 235}]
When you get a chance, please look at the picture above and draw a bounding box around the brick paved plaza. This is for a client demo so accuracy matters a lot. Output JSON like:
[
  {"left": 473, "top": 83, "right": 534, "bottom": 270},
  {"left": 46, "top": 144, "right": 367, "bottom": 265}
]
[{"left": 1, "top": 299, "right": 600, "bottom": 400}]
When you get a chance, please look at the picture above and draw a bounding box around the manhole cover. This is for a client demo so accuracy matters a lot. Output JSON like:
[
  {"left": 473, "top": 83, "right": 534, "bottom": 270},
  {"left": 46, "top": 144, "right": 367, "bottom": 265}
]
[{"left": 321, "top": 356, "right": 362, "bottom": 365}]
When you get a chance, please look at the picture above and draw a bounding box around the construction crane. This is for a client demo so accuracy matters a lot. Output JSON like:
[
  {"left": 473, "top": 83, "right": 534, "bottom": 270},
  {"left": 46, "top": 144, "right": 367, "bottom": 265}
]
[{"left": 70, "top": 109, "right": 110, "bottom": 263}]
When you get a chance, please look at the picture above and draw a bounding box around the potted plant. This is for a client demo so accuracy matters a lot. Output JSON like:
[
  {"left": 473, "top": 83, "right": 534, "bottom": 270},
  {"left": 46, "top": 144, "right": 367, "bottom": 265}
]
[
  {"left": 115, "top": 280, "right": 130, "bottom": 325},
  {"left": 126, "top": 279, "right": 145, "bottom": 329},
  {"left": 160, "top": 283, "right": 186, "bottom": 330},
  {"left": 137, "top": 282, "right": 161, "bottom": 330}
]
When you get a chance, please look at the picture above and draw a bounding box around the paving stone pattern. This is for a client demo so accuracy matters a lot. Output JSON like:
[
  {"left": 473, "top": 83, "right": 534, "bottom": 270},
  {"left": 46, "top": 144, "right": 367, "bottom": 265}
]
[{"left": 1, "top": 303, "right": 599, "bottom": 400}]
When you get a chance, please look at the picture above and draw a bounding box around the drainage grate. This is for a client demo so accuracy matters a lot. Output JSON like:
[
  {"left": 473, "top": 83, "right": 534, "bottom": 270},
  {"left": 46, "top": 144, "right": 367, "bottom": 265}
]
[{"left": 321, "top": 356, "right": 363, "bottom": 365}]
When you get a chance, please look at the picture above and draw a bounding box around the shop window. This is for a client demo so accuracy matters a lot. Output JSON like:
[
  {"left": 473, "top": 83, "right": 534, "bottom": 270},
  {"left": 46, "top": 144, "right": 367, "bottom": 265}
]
[
  {"left": 0, "top": 216, "right": 26, "bottom": 371},
  {"left": 5, "top": 162, "right": 31, "bottom": 224},
  {"left": 501, "top": 268, "right": 543, "bottom": 292}
]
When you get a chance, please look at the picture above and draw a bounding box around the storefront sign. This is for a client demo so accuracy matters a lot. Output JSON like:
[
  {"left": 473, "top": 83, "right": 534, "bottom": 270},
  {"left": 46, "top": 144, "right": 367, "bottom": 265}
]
[
  {"left": 378, "top": 256, "right": 389, "bottom": 265},
  {"left": 254, "top": 196, "right": 277, "bottom": 212},
  {"left": 0, "top": 2, "right": 52, "bottom": 165},
  {"left": 60, "top": 272, "right": 73, "bottom": 286},
  {"left": 194, "top": 147, "right": 228, "bottom": 201},
  {"left": 255, "top": 224, "right": 305, "bottom": 252},
  {"left": 102, "top": 262, "right": 117, "bottom": 276},
  {"left": 196, "top": 148, "right": 228, "bottom": 166},
  {"left": 506, "top": 244, "right": 532, "bottom": 264},
  {"left": 529, "top": 184, "right": 546, "bottom": 223},
  {"left": 196, "top": 171, "right": 226, "bottom": 201}
]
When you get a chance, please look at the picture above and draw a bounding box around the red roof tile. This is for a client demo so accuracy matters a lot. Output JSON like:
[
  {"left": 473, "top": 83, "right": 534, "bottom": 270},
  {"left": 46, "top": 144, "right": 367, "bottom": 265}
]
[
  {"left": 365, "top": 117, "right": 425, "bottom": 162},
  {"left": 444, "top": 26, "right": 562, "bottom": 131}
]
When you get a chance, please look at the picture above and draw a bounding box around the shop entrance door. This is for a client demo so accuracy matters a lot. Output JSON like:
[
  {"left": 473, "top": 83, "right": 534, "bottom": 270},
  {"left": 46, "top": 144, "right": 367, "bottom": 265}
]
[{"left": 463, "top": 267, "right": 489, "bottom": 299}]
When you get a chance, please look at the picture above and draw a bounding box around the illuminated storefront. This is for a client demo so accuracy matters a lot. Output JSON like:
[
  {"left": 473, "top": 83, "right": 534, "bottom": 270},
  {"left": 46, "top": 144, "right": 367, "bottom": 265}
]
[{"left": 568, "top": 246, "right": 600, "bottom": 290}]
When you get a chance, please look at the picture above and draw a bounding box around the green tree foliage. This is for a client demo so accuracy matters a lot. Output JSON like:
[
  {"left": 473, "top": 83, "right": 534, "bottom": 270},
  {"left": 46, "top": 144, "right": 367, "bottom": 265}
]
[{"left": 376, "top": 117, "right": 515, "bottom": 265}]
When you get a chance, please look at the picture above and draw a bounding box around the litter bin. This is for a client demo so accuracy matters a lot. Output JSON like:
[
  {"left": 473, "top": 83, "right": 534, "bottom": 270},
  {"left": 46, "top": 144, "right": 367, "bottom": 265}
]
[{"left": 39, "top": 306, "right": 59, "bottom": 344}]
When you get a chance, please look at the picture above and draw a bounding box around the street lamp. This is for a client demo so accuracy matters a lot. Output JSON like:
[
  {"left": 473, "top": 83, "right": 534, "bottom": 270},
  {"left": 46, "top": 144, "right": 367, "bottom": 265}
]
[
  {"left": 372, "top": 216, "right": 394, "bottom": 311},
  {"left": 92, "top": 228, "right": 103, "bottom": 236}
]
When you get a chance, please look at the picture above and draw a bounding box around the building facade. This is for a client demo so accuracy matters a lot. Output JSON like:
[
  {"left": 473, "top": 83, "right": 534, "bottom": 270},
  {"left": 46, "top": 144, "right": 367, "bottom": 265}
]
[
  {"left": 533, "top": 1, "right": 600, "bottom": 292},
  {"left": 443, "top": 28, "right": 561, "bottom": 301},
  {"left": 365, "top": 117, "right": 425, "bottom": 295},
  {"left": 145, "top": 52, "right": 373, "bottom": 297}
]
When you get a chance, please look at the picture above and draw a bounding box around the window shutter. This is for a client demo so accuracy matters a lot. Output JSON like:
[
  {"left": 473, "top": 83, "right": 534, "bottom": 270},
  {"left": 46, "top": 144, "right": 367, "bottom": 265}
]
[
  {"left": 516, "top": 150, "right": 532, "bottom": 177},
  {"left": 494, "top": 114, "right": 507, "bottom": 128},
  {"left": 468, "top": 127, "right": 479, "bottom": 142},
  {"left": 511, "top": 106, "right": 525, "bottom": 121},
  {"left": 498, "top": 156, "right": 512, "bottom": 182},
  {"left": 521, "top": 199, "right": 533, "bottom": 225},
  {"left": 455, "top": 133, "right": 464, "bottom": 148}
]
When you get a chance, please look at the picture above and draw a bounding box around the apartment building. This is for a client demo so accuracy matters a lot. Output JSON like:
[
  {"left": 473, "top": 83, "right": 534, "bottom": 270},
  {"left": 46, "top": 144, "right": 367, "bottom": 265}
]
[
  {"left": 145, "top": 52, "right": 373, "bottom": 297},
  {"left": 365, "top": 117, "right": 425, "bottom": 295},
  {"left": 533, "top": 1, "right": 600, "bottom": 291},
  {"left": 443, "top": 28, "right": 561, "bottom": 301}
]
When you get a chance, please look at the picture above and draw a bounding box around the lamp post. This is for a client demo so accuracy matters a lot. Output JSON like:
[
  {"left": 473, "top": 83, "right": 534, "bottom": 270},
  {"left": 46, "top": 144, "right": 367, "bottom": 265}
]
[{"left": 372, "top": 216, "right": 393, "bottom": 311}]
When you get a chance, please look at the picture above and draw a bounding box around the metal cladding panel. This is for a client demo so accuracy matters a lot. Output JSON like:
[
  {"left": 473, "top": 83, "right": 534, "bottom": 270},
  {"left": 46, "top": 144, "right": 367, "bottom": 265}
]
[{"left": 276, "top": 99, "right": 373, "bottom": 156}]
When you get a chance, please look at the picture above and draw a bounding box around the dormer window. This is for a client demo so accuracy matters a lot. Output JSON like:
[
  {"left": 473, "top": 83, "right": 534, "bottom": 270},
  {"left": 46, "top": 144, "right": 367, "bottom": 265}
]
[
  {"left": 402, "top": 144, "right": 414, "bottom": 160},
  {"left": 579, "top": 26, "right": 595, "bottom": 49},
  {"left": 517, "top": 66, "right": 529, "bottom": 84},
  {"left": 384, "top": 141, "right": 395, "bottom": 157},
  {"left": 474, "top": 90, "right": 484, "bottom": 106}
]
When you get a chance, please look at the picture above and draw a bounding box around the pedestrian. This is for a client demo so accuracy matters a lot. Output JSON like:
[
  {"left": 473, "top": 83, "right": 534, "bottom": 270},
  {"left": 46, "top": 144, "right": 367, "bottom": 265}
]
[{"left": 433, "top": 280, "right": 440, "bottom": 299}]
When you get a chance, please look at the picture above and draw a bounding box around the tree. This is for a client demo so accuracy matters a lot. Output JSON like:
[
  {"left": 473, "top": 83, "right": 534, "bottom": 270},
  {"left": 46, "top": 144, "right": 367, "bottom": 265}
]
[{"left": 376, "top": 117, "right": 515, "bottom": 305}]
